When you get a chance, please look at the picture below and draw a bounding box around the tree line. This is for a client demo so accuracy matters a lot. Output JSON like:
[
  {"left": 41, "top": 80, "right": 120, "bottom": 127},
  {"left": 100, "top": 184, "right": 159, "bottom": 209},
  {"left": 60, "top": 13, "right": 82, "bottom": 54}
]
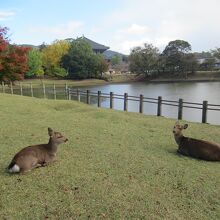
[
  {"left": 129, "top": 40, "right": 220, "bottom": 78},
  {"left": 1, "top": 25, "right": 220, "bottom": 83},
  {"left": 0, "top": 26, "right": 108, "bottom": 83}
]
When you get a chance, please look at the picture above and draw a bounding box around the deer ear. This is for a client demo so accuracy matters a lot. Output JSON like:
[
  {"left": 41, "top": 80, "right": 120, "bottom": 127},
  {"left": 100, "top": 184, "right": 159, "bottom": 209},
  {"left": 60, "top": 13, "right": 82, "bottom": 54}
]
[
  {"left": 48, "top": 127, "right": 54, "bottom": 136},
  {"left": 183, "top": 124, "right": 188, "bottom": 129}
]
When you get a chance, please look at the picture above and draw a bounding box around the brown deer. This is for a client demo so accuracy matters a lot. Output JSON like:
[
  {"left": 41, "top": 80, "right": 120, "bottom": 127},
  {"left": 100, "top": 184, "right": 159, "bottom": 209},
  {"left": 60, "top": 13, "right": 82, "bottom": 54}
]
[
  {"left": 8, "top": 128, "right": 68, "bottom": 173},
  {"left": 173, "top": 121, "right": 220, "bottom": 161}
]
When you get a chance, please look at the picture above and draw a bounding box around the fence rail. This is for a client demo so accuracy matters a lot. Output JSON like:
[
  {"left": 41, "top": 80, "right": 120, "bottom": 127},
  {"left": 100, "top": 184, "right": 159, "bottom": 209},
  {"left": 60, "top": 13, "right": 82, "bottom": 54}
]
[
  {"left": 1, "top": 81, "right": 220, "bottom": 124},
  {"left": 68, "top": 88, "right": 220, "bottom": 124}
]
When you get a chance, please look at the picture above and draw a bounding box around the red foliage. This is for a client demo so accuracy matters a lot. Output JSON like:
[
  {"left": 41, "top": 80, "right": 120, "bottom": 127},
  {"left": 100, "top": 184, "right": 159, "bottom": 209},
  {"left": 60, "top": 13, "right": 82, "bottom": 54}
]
[{"left": 0, "top": 26, "right": 29, "bottom": 82}]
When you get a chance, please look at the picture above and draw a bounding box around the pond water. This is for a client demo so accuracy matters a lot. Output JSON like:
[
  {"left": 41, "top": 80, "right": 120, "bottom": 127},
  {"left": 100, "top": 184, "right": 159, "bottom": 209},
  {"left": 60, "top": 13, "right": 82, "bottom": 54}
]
[{"left": 78, "top": 82, "right": 220, "bottom": 125}]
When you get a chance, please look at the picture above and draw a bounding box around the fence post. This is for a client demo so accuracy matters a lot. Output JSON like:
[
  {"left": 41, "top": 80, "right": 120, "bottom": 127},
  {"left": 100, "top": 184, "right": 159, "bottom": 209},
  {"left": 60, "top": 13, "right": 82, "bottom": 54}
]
[
  {"left": 202, "top": 101, "right": 208, "bottom": 123},
  {"left": 53, "top": 83, "right": 56, "bottom": 100},
  {"left": 98, "top": 91, "right": 101, "bottom": 107},
  {"left": 30, "top": 83, "right": 33, "bottom": 97},
  {"left": 68, "top": 88, "right": 71, "bottom": 100},
  {"left": 110, "top": 92, "right": 114, "bottom": 109},
  {"left": 76, "top": 89, "right": 80, "bottom": 101},
  {"left": 124, "top": 93, "right": 128, "bottom": 111},
  {"left": 65, "top": 83, "right": 68, "bottom": 99},
  {"left": 2, "top": 81, "right": 5, "bottom": 93},
  {"left": 10, "top": 81, "right": 13, "bottom": 95},
  {"left": 20, "top": 82, "right": 23, "bottom": 96},
  {"left": 157, "top": 96, "right": 162, "bottom": 116},
  {"left": 86, "top": 90, "right": 90, "bottom": 104},
  {"left": 178, "top": 98, "right": 183, "bottom": 120},
  {"left": 139, "top": 94, "right": 143, "bottom": 113},
  {"left": 43, "top": 83, "right": 46, "bottom": 99}
]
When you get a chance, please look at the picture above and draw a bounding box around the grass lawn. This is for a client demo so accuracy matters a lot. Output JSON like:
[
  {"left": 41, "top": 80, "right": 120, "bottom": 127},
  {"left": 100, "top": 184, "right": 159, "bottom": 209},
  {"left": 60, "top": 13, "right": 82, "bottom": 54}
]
[
  {"left": 0, "top": 94, "right": 220, "bottom": 219},
  {"left": 14, "top": 78, "right": 108, "bottom": 88},
  {"left": 13, "top": 74, "right": 138, "bottom": 89}
]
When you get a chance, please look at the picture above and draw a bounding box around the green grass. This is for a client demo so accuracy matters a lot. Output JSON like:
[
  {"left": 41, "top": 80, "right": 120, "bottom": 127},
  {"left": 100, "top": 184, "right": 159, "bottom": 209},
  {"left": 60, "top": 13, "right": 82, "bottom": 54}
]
[
  {"left": 0, "top": 94, "right": 220, "bottom": 220},
  {"left": 15, "top": 78, "right": 108, "bottom": 88},
  {"left": 13, "top": 75, "right": 138, "bottom": 89}
]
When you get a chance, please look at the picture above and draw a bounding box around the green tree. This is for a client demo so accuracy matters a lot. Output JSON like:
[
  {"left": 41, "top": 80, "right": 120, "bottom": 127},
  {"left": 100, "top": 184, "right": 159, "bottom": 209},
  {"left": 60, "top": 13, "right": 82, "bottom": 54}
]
[
  {"left": 212, "top": 48, "right": 220, "bottom": 60},
  {"left": 162, "top": 40, "right": 197, "bottom": 76},
  {"left": 129, "top": 43, "right": 160, "bottom": 76},
  {"left": 111, "top": 55, "right": 121, "bottom": 66},
  {"left": 61, "top": 39, "right": 108, "bottom": 79},
  {"left": 26, "top": 48, "right": 44, "bottom": 78}
]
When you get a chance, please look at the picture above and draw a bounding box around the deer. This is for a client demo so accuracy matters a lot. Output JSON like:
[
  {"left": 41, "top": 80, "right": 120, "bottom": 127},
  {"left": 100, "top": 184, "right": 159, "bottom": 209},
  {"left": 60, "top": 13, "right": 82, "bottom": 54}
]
[
  {"left": 173, "top": 121, "right": 220, "bottom": 161},
  {"left": 8, "top": 128, "right": 68, "bottom": 174}
]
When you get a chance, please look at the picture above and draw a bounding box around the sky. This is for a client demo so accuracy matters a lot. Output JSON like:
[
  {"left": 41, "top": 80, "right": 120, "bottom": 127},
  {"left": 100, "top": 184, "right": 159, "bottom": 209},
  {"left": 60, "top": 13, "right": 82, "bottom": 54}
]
[{"left": 1, "top": 0, "right": 220, "bottom": 54}]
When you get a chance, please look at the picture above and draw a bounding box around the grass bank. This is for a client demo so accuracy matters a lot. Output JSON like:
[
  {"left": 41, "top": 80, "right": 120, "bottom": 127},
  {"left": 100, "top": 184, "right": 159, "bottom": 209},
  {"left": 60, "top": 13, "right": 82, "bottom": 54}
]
[
  {"left": 0, "top": 94, "right": 220, "bottom": 219},
  {"left": 15, "top": 78, "right": 108, "bottom": 88},
  {"left": 15, "top": 74, "right": 138, "bottom": 88}
]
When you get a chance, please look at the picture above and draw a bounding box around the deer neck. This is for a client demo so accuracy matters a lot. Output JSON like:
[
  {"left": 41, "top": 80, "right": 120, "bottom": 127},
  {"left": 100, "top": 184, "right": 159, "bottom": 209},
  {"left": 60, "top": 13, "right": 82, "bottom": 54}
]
[
  {"left": 174, "top": 134, "right": 184, "bottom": 146},
  {"left": 47, "top": 138, "right": 59, "bottom": 153}
]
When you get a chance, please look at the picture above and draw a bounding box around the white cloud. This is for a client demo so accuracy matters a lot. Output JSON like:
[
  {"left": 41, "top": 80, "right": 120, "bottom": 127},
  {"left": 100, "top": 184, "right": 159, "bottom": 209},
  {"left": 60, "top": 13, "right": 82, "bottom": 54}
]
[
  {"left": 0, "top": 11, "right": 15, "bottom": 20},
  {"left": 9, "top": 0, "right": 220, "bottom": 54},
  {"left": 96, "top": 0, "right": 220, "bottom": 53},
  {"left": 28, "top": 21, "right": 84, "bottom": 42},
  {"left": 119, "top": 24, "right": 151, "bottom": 36}
]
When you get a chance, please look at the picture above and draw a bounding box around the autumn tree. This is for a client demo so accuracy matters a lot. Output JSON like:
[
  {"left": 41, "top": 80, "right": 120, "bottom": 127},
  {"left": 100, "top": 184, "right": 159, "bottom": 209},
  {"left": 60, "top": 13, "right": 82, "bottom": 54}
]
[
  {"left": 26, "top": 48, "right": 44, "bottom": 78},
  {"left": 0, "top": 26, "right": 29, "bottom": 82},
  {"left": 42, "top": 40, "right": 70, "bottom": 77}
]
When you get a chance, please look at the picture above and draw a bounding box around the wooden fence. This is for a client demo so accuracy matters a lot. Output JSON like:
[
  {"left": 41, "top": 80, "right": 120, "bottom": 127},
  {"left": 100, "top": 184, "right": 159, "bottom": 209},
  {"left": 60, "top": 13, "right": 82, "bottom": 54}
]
[
  {"left": 68, "top": 88, "right": 220, "bottom": 124},
  {"left": 1, "top": 81, "right": 220, "bottom": 124},
  {"left": 1, "top": 81, "right": 69, "bottom": 100}
]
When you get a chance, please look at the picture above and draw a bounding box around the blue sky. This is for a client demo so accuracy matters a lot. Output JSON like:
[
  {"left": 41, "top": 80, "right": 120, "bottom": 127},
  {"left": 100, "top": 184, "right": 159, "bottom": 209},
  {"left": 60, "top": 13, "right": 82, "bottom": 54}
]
[{"left": 1, "top": 0, "right": 220, "bottom": 54}]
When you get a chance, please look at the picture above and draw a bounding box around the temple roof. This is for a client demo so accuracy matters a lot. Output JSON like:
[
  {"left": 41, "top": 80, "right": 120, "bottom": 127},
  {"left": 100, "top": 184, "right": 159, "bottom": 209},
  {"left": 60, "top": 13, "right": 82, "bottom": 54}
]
[{"left": 80, "top": 36, "right": 109, "bottom": 52}]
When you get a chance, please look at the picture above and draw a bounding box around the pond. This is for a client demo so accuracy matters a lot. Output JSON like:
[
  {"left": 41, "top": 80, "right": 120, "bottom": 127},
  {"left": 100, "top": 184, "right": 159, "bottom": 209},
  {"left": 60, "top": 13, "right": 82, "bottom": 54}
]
[{"left": 78, "top": 81, "right": 220, "bottom": 125}]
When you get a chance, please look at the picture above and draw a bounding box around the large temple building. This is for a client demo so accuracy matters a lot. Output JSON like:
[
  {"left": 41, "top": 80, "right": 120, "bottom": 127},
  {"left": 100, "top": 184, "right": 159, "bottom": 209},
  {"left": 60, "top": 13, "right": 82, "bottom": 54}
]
[{"left": 80, "top": 36, "right": 110, "bottom": 54}]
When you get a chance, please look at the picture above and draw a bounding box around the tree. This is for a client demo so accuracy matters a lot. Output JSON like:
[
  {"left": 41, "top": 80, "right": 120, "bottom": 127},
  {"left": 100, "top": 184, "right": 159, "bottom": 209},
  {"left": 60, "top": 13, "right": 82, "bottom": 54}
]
[
  {"left": 129, "top": 43, "right": 160, "bottom": 76},
  {"left": 161, "top": 40, "right": 197, "bottom": 76},
  {"left": 61, "top": 39, "right": 108, "bottom": 79},
  {"left": 42, "top": 40, "right": 70, "bottom": 77},
  {"left": 26, "top": 48, "right": 44, "bottom": 78},
  {"left": 88, "top": 53, "right": 108, "bottom": 78},
  {"left": 39, "top": 42, "right": 47, "bottom": 51},
  {"left": 111, "top": 55, "right": 121, "bottom": 66},
  {"left": 212, "top": 48, "right": 220, "bottom": 60},
  {"left": 0, "top": 27, "right": 29, "bottom": 82}
]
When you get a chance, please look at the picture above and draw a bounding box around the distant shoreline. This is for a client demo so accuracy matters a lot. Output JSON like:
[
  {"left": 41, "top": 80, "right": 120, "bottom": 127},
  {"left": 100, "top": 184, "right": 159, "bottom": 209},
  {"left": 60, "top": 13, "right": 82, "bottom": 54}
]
[{"left": 148, "top": 78, "right": 220, "bottom": 83}]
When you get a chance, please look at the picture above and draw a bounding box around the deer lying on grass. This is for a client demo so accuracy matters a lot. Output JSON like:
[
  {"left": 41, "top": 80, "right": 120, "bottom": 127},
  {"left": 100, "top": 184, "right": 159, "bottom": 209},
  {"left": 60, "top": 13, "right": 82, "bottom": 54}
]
[
  {"left": 8, "top": 128, "right": 68, "bottom": 174},
  {"left": 173, "top": 121, "right": 220, "bottom": 161}
]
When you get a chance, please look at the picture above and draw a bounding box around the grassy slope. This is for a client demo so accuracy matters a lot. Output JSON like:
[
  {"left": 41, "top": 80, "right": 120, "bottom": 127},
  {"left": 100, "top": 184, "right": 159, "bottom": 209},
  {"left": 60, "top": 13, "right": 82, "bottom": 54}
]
[
  {"left": 0, "top": 94, "right": 219, "bottom": 220},
  {"left": 15, "top": 78, "right": 108, "bottom": 88},
  {"left": 15, "top": 75, "right": 138, "bottom": 88}
]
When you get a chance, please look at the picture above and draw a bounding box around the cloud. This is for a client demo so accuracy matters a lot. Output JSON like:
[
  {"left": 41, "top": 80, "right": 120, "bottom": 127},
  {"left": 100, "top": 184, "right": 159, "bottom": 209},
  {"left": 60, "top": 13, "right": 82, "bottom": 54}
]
[
  {"left": 118, "top": 24, "right": 152, "bottom": 36},
  {"left": 0, "top": 11, "right": 15, "bottom": 20},
  {"left": 97, "top": 0, "right": 220, "bottom": 53},
  {"left": 28, "top": 21, "right": 84, "bottom": 42}
]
